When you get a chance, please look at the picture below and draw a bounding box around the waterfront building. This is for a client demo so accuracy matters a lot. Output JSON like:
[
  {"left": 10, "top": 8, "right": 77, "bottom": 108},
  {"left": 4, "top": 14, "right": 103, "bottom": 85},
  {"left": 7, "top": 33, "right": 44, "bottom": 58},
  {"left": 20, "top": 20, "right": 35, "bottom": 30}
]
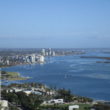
[
  {"left": 39, "top": 55, "right": 45, "bottom": 63},
  {"left": 6, "top": 60, "right": 10, "bottom": 65},
  {"left": 25, "top": 56, "right": 30, "bottom": 63},
  {"left": 31, "top": 54, "right": 36, "bottom": 63},
  {"left": 28, "top": 56, "right": 32, "bottom": 63},
  {"left": 48, "top": 48, "right": 52, "bottom": 56},
  {"left": 52, "top": 51, "right": 56, "bottom": 56},
  {"left": 41, "top": 49, "right": 46, "bottom": 56},
  {"left": 27, "top": 54, "right": 36, "bottom": 63},
  {"left": 45, "top": 52, "right": 49, "bottom": 56}
]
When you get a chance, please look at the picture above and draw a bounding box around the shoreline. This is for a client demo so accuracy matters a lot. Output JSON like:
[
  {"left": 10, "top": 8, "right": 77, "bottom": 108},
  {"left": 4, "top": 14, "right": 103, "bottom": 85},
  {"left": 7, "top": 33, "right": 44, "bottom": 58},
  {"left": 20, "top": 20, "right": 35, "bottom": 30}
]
[
  {"left": 0, "top": 71, "right": 31, "bottom": 81},
  {"left": 1, "top": 82, "right": 110, "bottom": 102},
  {"left": 1, "top": 55, "right": 110, "bottom": 102},
  {"left": 1, "top": 79, "right": 109, "bottom": 102}
]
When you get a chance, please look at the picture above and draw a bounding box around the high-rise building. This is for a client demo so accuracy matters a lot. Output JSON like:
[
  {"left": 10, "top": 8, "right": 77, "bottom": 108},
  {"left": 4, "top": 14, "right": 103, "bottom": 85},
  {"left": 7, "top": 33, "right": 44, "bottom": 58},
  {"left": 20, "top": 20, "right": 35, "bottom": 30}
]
[
  {"left": 41, "top": 49, "right": 45, "bottom": 56},
  {"left": 31, "top": 54, "right": 36, "bottom": 63},
  {"left": 48, "top": 48, "right": 52, "bottom": 56},
  {"left": 39, "top": 55, "right": 45, "bottom": 63},
  {"left": 45, "top": 52, "right": 48, "bottom": 56},
  {"left": 6, "top": 60, "right": 10, "bottom": 65},
  {"left": 52, "top": 51, "right": 56, "bottom": 56}
]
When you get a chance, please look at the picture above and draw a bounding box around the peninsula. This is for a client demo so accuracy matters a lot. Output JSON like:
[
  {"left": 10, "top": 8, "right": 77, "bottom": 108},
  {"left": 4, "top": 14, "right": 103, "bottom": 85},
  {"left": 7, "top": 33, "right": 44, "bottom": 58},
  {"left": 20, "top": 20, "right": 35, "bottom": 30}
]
[{"left": 0, "top": 71, "right": 29, "bottom": 81}]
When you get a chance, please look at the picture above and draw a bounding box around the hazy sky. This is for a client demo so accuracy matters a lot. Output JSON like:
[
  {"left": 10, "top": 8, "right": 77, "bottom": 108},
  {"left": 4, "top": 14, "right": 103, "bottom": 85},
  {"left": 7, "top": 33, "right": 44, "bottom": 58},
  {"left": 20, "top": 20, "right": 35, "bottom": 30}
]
[{"left": 0, "top": 0, "right": 110, "bottom": 48}]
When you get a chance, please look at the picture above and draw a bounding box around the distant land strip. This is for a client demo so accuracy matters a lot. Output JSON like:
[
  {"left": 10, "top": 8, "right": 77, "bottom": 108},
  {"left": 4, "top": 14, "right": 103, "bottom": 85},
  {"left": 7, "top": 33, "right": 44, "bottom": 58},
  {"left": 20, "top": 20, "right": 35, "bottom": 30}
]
[{"left": 80, "top": 56, "right": 110, "bottom": 60}]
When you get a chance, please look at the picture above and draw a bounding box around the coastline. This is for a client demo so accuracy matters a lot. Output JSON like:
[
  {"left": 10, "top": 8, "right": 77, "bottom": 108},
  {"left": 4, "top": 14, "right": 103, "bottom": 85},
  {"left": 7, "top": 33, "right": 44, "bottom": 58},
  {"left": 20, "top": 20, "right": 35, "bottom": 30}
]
[
  {"left": 1, "top": 55, "right": 110, "bottom": 101},
  {"left": 0, "top": 71, "right": 30, "bottom": 81}
]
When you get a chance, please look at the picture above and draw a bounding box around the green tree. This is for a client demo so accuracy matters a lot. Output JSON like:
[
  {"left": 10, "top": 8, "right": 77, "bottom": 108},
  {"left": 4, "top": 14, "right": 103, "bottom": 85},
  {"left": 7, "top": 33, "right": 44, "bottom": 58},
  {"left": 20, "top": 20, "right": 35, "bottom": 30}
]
[{"left": 55, "top": 89, "right": 73, "bottom": 102}]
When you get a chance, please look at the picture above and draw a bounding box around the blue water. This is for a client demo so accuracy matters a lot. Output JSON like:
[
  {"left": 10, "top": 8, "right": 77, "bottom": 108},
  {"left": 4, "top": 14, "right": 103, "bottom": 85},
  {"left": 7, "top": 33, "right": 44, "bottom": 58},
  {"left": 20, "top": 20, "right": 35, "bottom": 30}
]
[{"left": 2, "top": 51, "right": 110, "bottom": 101}]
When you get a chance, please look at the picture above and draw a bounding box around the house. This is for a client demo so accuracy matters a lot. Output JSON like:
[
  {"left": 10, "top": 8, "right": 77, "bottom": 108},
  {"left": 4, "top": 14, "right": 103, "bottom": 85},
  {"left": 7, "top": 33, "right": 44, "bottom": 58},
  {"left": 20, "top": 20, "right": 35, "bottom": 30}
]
[
  {"left": 12, "top": 88, "right": 24, "bottom": 92},
  {"left": 46, "top": 91, "right": 56, "bottom": 95},
  {"left": 69, "top": 105, "right": 79, "bottom": 110},
  {"left": 49, "top": 99, "right": 64, "bottom": 104},
  {"left": 33, "top": 91, "right": 42, "bottom": 95},
  {"left": 23, "top": 90, "right": 32, "bottom": 95},
  {"left": 0, "top": 100, "right": 8, "bottom": 110},
  {"left": 23, "top": 89, "right": 42, "bottom": 96},
  {"left": 6, "top": 87, "right": 42, "bottom": 96},
  {"left": 43, "top": 99, "right": 64, "bottom": 104}
]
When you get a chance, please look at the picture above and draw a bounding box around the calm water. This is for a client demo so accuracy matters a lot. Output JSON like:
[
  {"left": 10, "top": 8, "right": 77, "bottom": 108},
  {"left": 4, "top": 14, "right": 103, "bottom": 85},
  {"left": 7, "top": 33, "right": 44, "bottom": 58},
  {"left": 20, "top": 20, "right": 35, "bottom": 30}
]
[{"left": 2, "top": 51, "right": 110, "bottom": 101}]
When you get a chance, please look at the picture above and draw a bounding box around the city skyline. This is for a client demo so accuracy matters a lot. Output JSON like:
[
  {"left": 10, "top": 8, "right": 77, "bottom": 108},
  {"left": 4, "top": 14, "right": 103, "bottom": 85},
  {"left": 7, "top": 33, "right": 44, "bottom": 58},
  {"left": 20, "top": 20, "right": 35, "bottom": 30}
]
[{"left": 0, "top": 0, "right": 110, "bottom": 48}]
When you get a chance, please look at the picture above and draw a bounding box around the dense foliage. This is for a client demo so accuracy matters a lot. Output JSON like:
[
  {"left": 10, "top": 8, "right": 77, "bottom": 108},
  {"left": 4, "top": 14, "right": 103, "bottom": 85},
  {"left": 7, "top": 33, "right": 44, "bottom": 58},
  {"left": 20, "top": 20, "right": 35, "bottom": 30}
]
[{"left": 2, "top": 90, "right": 43, "bottom": 110}]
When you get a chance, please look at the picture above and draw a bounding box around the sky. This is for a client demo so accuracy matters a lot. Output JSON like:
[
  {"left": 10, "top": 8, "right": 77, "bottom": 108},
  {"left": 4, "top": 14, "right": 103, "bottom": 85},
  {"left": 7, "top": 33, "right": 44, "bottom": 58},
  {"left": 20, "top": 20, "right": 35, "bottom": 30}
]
[{"left": 0, "top": 0, "right": 110, "bottom": 48}]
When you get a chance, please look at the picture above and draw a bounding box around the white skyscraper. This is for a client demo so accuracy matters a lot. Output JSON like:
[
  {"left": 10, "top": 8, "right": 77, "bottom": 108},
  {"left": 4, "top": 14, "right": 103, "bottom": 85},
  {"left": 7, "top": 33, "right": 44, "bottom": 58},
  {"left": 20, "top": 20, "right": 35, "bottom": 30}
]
[
  {"left": 48, "top": 48, "right": 52, "bottom": 56},
  {"left": 31, "top": 54, "right": 36, "bottom": 63},
  {"left": 39, "top": 55, "right": 45, "bottom": 63},
  {"left": 45, "top": 52, "right": 49, "bottom": 56},
  {"left": 52, "top": 51, "right": 56, "bottom": 56},
  {"left": 41, "top": 49, "right": 45, "bottom": 56},
  {"left": 6, "top": 60, "right": 10, "bottom": 65}
]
